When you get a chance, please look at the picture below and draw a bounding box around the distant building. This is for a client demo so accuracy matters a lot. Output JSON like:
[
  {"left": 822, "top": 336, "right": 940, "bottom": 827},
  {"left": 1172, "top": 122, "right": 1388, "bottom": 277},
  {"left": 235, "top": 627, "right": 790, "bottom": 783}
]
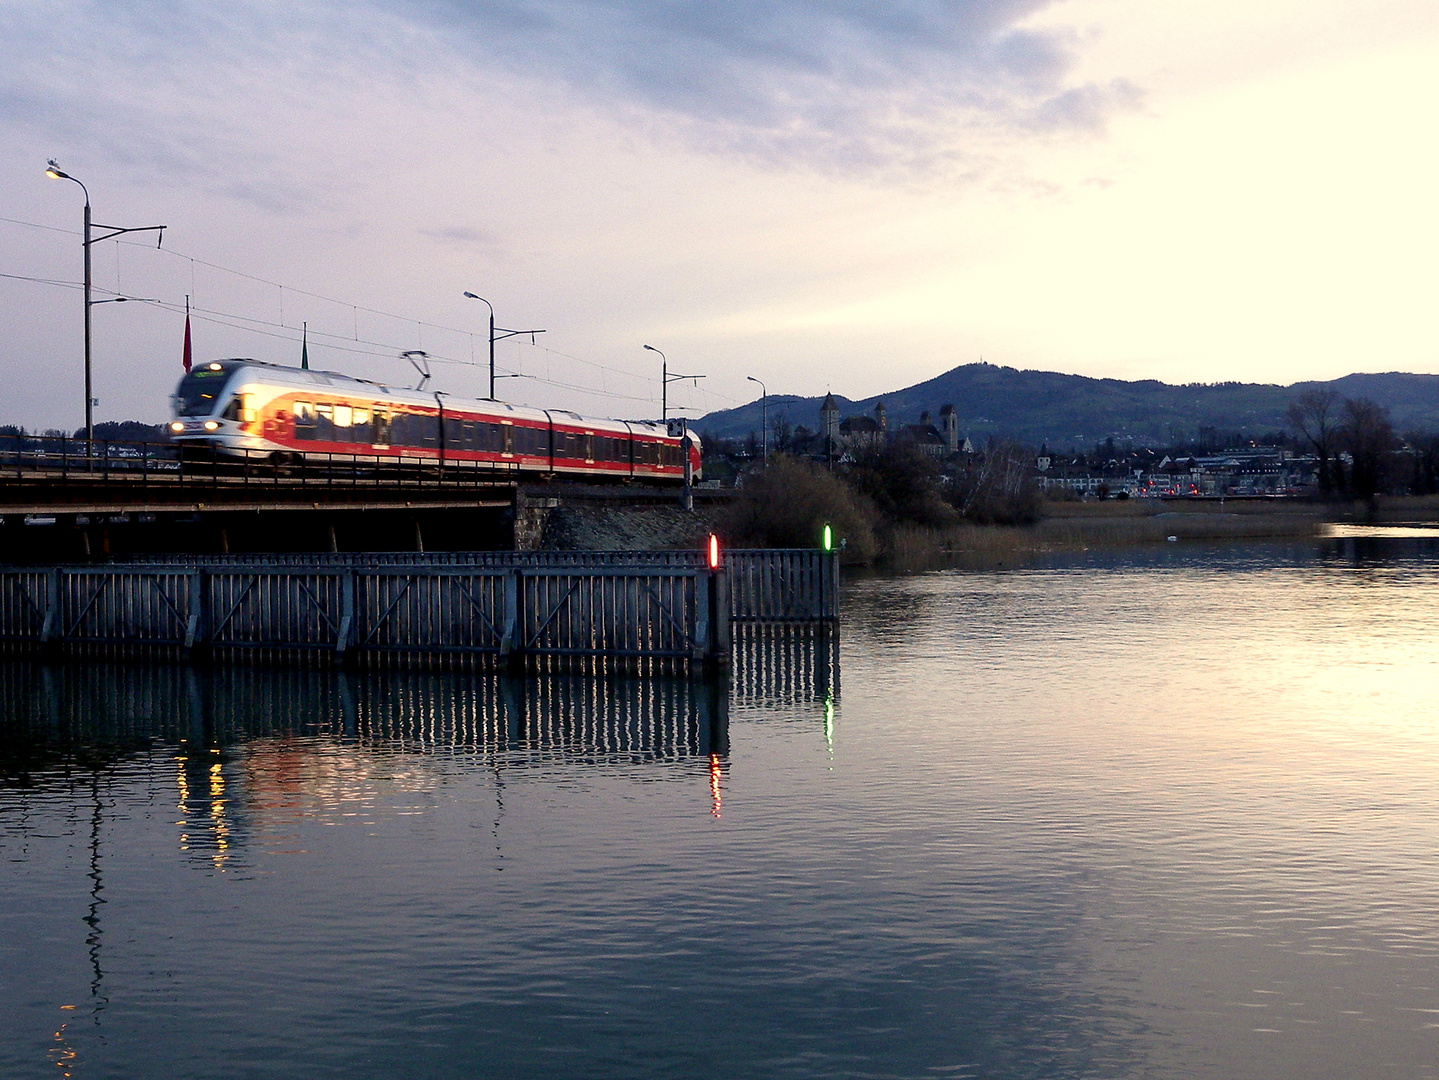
[
  {"left": 895, "top": 411, "right": 947, "bottom": 457},
  {"left": 819, "top": 398, "right": 966, "bottom": 456}
]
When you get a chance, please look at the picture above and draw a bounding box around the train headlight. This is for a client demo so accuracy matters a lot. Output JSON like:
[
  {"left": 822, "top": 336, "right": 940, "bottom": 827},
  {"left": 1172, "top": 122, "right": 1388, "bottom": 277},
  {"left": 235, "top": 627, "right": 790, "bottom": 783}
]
[
  {"left": 169, "top": 421, "right": 184, "bottom": 433},
  {"left": 203, "top": 420, "right": 220, "bottom": 431}
]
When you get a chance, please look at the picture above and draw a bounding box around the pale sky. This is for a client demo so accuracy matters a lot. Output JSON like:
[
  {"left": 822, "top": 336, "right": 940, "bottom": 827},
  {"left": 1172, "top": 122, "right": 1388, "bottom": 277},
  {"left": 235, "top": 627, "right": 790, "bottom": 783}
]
[{"left": 1, "top": 0, "right": 1436, "bottom": 430}]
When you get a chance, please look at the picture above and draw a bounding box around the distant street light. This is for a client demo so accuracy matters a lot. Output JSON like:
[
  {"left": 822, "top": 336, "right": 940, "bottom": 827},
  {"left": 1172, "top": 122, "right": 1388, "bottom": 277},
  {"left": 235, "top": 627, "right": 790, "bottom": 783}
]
[
  {"left": 462, "top": 292, "right": 545, "bottom": 400},
  {"left": 746, "top": 375, "right": 768, "bottom": 463},
  {"left": 645, "top": 344, "right": 705, "bottom": 421},
  {"left": 45, "top": 160, "right": 166, "bottom": 455}
]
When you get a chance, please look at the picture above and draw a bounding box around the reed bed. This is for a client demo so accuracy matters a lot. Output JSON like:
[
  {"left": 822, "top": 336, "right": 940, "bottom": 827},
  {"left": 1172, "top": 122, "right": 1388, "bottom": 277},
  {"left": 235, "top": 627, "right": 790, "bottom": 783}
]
[{"left": 875, "top": 504, "right": 1324, "bottom": 572}]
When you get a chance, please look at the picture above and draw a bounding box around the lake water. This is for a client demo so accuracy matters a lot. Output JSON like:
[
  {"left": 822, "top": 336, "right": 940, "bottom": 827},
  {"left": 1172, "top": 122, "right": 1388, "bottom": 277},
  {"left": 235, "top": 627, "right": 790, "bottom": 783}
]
[{"left": 4, "top": 533, "right": 1439, "bottom": 1079}]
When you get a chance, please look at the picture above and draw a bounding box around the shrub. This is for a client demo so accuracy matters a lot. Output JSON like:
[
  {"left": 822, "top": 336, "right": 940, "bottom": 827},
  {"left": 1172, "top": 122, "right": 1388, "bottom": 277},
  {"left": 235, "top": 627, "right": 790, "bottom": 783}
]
[
  {"left": 719, "top": 455, "right": 878, "bottom": 562},
  {"left": 846, "top": 444, "right": 959, "bottom": 530}
]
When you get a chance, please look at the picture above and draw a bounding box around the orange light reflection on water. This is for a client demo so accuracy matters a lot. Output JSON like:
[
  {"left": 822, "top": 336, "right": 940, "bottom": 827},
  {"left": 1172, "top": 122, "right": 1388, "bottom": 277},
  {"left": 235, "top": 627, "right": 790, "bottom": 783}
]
[{"left": 709, "top": 753, "right": 723, "bottom": 819}]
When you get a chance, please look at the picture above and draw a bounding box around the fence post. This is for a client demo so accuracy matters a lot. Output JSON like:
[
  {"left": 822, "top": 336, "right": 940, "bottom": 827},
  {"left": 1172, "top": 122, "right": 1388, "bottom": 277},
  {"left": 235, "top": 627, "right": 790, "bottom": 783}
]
[
  {"left": 500, "top": 568, "right": 523, "bottom": 672},
  {"left": 707, "top": 564, "right": 730, "bottom": 672},
  {"left": 693, "top": 569, "right": 709, "bottom": 669},
  {"left": 40, "top": 567, "right": 62, "bottom": 647},
  {"left": 185, "top": 569, "right": 203, "bottom": 656},
  {"left": 336, "top": 569, "right": 355, "bottom": 662}
]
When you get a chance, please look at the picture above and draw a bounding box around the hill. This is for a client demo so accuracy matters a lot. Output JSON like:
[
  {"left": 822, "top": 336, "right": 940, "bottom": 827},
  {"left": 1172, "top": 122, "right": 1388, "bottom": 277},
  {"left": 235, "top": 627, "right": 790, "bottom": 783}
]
[{"left": 694, "top": 364, "right": 1439, "bottom": 449}]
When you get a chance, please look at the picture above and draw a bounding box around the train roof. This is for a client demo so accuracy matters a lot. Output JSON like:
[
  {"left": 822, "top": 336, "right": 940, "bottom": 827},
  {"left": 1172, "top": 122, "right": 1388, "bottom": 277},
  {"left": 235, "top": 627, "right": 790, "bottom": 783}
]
[{"left": 198, "top": 359, "right": 683, "bottom": 439}]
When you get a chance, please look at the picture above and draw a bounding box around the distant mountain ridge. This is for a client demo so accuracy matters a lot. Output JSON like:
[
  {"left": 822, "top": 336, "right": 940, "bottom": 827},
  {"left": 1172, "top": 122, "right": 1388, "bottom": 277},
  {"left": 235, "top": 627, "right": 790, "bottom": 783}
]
[{"left": 694, "top": 364, "right": 1439, "bottom": 448}]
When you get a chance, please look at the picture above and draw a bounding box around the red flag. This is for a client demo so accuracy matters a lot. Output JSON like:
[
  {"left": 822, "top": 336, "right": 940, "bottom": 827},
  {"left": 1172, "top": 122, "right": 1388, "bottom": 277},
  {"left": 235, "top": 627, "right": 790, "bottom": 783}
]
[{"left": 182, "top": 296, "right": 192, "bottom": 373}]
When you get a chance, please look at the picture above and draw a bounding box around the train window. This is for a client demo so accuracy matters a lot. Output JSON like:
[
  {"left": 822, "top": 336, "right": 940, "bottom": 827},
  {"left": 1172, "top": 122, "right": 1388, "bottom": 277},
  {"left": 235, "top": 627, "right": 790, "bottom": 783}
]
[
  {"left": 221, "top": 397, "right": 241, "bottom": 421},
  {"left": 459, "top": 420, "right": 474, "bottom": 452},
  {"left": 174, "top": 366, "right": 231, "bottom": 415},
  {"left": 294, "top": 401, "right": 316, "bottom": 440},
  {"left": 390, "top": 412, "right": 412, "bottom": 447},
  {"left": 316, "top": 403, "right": 334, "bottom": 441},
  {"left": 334, "top": 404, "right": 352, "bottom": 430},
  {"left": 502, "top": 424, "right": 513, "bottom": 454},
  {"left": 350, "top": 406, "right": 371, "bottom": 444},
  {"left": 373, "top": 408, "right": 390, "bottom": 446},
  {"left": 400, "top": 412, "right": 426, "bottom": 448},
  {"left": 443, "top": 417, "right": 462, "bottom": 449}
]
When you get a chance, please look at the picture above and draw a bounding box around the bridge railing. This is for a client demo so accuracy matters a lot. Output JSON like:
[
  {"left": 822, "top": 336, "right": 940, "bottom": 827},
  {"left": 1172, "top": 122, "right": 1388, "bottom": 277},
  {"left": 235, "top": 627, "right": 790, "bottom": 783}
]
[{"left": 0, "top": 436, "right": 523, "bottom": 491}]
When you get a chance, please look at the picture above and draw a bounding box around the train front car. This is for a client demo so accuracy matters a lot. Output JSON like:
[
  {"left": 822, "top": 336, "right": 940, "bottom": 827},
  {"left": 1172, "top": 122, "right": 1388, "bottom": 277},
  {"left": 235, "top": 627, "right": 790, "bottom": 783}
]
[{"left": 168, "top": 359, "right": 271, "bottom": 459}]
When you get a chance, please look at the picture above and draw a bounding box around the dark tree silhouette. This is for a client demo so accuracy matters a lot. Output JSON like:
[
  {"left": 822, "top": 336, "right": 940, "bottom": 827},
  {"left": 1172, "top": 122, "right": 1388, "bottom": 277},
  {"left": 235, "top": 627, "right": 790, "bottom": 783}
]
[
  {"left": 1287, "top": 388, "right": 1341, "bottom": 495},
  {"left": 1341, "top": 397, "right": 1397, "bottom": 502}
]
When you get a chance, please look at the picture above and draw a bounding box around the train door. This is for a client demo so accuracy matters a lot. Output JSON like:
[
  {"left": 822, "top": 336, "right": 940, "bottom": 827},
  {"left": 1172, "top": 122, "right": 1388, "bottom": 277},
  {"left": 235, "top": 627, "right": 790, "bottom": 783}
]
[{"left": 373, "top": 407, "right": 391, "bottom": 448}]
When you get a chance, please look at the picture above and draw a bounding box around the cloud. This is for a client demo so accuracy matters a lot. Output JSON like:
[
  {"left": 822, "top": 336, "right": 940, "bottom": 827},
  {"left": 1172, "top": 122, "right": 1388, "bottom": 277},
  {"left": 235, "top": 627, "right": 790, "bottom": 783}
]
[
  {"left": 398, "top": 0, "right": 1142, "bottom": 172},
  {"left": 1, "top": 1, "right": 1138, "bottom": 186}
]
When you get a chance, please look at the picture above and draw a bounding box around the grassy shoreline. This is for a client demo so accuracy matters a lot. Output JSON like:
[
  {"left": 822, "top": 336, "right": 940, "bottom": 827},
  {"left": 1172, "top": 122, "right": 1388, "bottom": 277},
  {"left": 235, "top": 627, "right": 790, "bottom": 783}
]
[
  {"left": 871, "top": 495, "right": 1439, "bottom": 571},
  {"left": 875, "top": 499, "right": 1327, "bottom": 571}
]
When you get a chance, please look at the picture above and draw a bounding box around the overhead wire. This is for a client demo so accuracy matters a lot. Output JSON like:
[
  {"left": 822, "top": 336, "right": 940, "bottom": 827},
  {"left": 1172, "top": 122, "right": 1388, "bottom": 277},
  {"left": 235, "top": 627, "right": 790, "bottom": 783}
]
[{"left": 3, "top": 212, "right": 748, "bottom": 412}]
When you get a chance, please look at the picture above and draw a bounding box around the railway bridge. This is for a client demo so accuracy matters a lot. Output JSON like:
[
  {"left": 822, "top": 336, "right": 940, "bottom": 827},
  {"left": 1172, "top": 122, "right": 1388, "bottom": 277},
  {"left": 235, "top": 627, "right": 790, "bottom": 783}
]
[{"left": 0, "top": 442, "right": 731, "bottom": 561}]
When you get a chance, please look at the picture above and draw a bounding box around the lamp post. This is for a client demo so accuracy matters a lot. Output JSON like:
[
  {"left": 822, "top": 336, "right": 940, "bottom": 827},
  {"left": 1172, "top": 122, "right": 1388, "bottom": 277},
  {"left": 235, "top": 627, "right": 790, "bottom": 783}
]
[
  {"left": 644, "top": 344, "right": 705, "bottom": 421},
  {"left": 746, "top": 375, "right": 768, "bottom": 463},
  {"left": 462, "top": 292, "right": 545, "bottom": 400},
  {"left": 45, "top": 161, "right": 165, "bottom": 456}
]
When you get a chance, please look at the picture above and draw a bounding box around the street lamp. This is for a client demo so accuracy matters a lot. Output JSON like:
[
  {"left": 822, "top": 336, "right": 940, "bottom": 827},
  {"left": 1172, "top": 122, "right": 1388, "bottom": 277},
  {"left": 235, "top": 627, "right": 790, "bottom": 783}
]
[
  {"left": 746, "top": 375, "right": 768, "bottom": 463},
  {"left": 462, "top": 292, "right": 545, "bottom": 400},
  {"left": 644, "top": 344, "right": 705, "bottom": 421},
  {"left": 45, "top": 160, "right": 165, "bottom": 455}
]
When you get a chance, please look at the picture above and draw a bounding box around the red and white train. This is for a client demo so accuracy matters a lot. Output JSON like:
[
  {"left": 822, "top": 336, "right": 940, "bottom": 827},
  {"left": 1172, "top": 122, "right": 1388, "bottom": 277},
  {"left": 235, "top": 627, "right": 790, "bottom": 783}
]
[{"left": 168, "top": 359, "right": 701, "bottom": 482}]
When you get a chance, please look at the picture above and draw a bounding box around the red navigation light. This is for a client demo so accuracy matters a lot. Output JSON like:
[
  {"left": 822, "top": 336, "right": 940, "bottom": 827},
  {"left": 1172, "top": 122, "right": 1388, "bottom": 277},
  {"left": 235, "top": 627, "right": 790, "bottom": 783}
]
[{"left": 708, "top": 533, "right": 720, "bottom": 569}]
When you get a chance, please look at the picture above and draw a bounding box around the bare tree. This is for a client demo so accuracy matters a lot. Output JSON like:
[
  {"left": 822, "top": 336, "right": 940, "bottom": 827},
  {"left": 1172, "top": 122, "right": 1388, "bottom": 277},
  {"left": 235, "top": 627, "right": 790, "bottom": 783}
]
[
  {"left": 1287, "top": 388, "right": 1341, "bottom": 495},
  {"left": 949, "top": 440, "right": 1040, "bottom": 524},
  {"left": 1341, "top": 397, "right": 1397, "bottom": 502},
  {"left": 770, "top": 413, "right": 794, "bottom": 453}
]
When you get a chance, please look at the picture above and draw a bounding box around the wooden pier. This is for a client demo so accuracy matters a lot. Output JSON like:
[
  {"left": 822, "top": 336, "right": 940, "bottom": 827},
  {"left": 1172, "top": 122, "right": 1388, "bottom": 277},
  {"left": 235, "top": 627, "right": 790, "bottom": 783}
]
[{"left": 0, "top": 550, "right": 838, "bottom": 670}]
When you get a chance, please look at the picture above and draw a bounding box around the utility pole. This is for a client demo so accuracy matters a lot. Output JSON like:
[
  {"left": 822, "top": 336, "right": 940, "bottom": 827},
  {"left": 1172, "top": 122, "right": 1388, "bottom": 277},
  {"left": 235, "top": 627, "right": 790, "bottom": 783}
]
[
  {"left": 463, "top": 292, "right": 545, "bottom": 399},
  {"left": 747, "top": 375, "right": 768, "bottom": 463},
  {"left": 644, "top": 345, "right": 705, "bottom": 420},
  {"left": 45, "top": 161, "right": 165, "bottom": 456}
]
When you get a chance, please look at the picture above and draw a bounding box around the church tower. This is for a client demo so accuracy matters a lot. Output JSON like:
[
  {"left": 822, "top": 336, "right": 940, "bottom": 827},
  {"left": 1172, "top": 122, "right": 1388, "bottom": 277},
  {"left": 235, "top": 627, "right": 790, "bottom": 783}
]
[
  {"left": 820, "top": 393, "right": 840, "bottom": 443},
  {"left": 940, "top": 404, "right": 958, "bottom": 453}
]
